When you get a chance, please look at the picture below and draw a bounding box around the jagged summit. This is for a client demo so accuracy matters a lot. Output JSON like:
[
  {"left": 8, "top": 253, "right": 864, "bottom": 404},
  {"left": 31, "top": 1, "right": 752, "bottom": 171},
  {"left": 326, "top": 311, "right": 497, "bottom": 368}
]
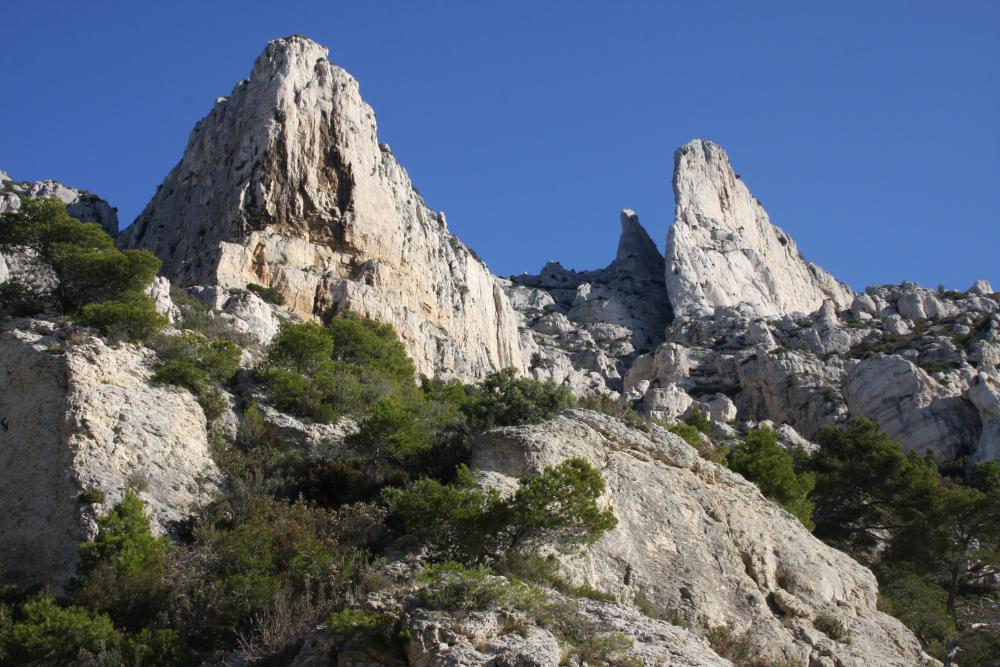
[
  {"left": 120, "top": 35, "right": 524, "bottom": 380},
  {"left": 665, "top": 139, "right": 853, "bottom": 318}
]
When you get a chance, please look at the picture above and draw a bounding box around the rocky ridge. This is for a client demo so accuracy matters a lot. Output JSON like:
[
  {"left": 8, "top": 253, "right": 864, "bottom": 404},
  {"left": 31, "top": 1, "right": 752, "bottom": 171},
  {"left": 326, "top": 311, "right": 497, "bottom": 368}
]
[
  {"left": 119, "top": 35, "right": 523, "bottom": 381},
  {"left": 0, "top": 170, "right": 119, "bottom": 238}
]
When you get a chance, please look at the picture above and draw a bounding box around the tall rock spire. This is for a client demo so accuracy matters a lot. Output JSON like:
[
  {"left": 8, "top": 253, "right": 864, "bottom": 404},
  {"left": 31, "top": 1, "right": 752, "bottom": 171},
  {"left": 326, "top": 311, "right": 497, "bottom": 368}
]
[
  {"left": 121, "top": 35, "right": 523, "bottom": 380},
  {"left": 665, "top": 140, "right": 852, "bottom": 318}
]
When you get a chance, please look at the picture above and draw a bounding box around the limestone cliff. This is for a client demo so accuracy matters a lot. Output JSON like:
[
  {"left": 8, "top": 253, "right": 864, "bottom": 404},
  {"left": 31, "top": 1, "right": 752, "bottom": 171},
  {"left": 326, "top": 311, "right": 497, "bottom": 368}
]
[
  {"left": 119, "top": 36, "right": 523, "bottom": 380},
  {"left": 666, "top": 140, "right": 853, "bottom": 318},
  {"left": 0, "top": 319, "right": 220, "bottom": 592}
]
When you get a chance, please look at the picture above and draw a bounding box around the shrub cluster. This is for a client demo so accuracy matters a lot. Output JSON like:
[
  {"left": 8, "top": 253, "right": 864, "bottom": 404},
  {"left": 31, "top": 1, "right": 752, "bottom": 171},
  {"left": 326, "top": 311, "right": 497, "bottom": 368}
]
[{"left": 0, "top": 198, "right": 164, "bottom": 340}]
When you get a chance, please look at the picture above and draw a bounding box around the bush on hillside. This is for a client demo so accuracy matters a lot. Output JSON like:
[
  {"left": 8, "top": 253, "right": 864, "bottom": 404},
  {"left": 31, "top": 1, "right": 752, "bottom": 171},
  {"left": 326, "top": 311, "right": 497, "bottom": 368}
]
[
  {"left": 726, "top": 426, "right": 815, "bottom": 529},
  {"left": 0, "top": 198, "right": 164, "bottom": 341},
  {"left": 380, "top": 458, "right": 616, "bottom": 566},
  {"left": 466, "top": 368, "right": 574, "bottom": 430},
  {"left": 151, "top": 332, "right": 241, "bottom": 420}
]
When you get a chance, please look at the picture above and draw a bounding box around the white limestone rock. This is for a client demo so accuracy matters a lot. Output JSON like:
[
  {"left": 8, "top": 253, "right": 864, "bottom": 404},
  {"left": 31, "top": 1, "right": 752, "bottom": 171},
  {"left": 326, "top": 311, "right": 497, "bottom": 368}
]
[
  {"left": 0, "top": 319, "right": 221, "bottom": 591},
  {"left": 666, "top": 140, "right": 853, "bottom": 319},
  {"left": 844, "top": 356, "right": 981, "bottom": 460},
  {"left": 969, "top": 279, "right": 994, "bottom": 296},
  {"left": 968, "top": 374, "right": 1000, "bottom": 463},
  {"left": 473, "top": 410, "right": 936, "bottom": 666},
  {"left": 145, "top": 275, "right": 180, "bottom": 323},
  {"left": 119, "top": 36, "right": 523, "bottom": 381}
]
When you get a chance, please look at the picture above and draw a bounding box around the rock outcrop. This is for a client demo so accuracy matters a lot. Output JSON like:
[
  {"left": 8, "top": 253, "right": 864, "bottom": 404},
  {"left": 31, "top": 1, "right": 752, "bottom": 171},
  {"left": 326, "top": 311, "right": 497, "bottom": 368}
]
[
  {"left": 474, "top": 409, "right": 936, "bottom": 666},
  {"left": 0, "top": 170, "right": 119, "bottom": 237},
  {"left": 666, "top": 140, "right": 852, "bottom": 318},
  {"left": 119, "top": 36, "right": 523, "bottom": 381},
  {"left": 844, "top": 356, "right": 981, "bottom": 460},
  {"left": 0, "top": 319, "right": 220, "bottom": 591}
]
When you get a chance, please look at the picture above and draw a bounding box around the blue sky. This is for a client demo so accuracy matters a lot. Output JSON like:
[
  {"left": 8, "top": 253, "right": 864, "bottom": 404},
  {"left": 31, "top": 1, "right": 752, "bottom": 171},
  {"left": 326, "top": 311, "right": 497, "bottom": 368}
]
[{"left": 2, "top": 1, "right": 997, "bottom": 290}]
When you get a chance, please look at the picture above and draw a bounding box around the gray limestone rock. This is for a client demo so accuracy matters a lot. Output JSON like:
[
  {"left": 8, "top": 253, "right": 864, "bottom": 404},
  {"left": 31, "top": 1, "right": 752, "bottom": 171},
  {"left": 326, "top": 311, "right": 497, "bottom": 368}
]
[
  {"left": 473, "top": 410, "right": 936, "bottom": 666},
  {"left": 844, "top": 356, "right": 981, "bottom": 459}
]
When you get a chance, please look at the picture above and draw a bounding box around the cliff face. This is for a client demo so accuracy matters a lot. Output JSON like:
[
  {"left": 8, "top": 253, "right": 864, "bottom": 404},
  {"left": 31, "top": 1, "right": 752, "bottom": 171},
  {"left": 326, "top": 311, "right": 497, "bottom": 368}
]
[
  {"left": 120, "top": 36, "right": 523, "bottom": 380},
  {"left": 0, "top": 319, "right": 219, "bottom": 592},
  {"left": 666, "top": 140, "right": 853, "bottom": 318}
]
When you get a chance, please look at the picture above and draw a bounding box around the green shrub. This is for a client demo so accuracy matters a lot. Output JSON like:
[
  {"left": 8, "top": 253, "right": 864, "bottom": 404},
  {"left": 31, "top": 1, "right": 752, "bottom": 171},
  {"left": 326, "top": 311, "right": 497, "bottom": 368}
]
[
  {"left": 466, "top": 368, "right": 573, "bottom": 429},
  {"left": 76, "top": 295, "right": 166, "bottom": 342},
  {"left": 75, "top": 490, "right": 172, "bottom": 631},
  {"left": 151, "top": 332, "right": 240, "bottom": 420},
  {"left": 0, "top": 596, "right": 117, "bottom": 665},
  {"left": 727, "top": 426, "right": 815, "bottom": 529},
  {"left": 417, "top": 562, "right": 538, "bottom": 612},
  {"left": 666, "top": 422, "right": 702, "bottom": 447},
  {"left": 814, "top": 612, "right": 850, "bottom": 642},
  {"left": 258, "top": 317, "right": 418, "bottom": 423},
  {"left": 347, "top": 395, "right": 432, "bottom": 464},
  {"left": 381, "top": 458, "right": 616, "bottom": 566},
  {"left": 684, "top": 409, "right": 711, "bottom": 434},
  {"left": 78, "top": 487, "right": 106, "bottom": 504},
  {"left": 177, "top": 494, "right": 377, "bottom": 647},
  {"left": 878, "top": 573, "right": 955, "bottom": 659},
  {"left": 327, "top": 608, "right": 397, "bottom": 649},
  {"left": 246, "top": 282, "right": 285, "bottom": 305}
]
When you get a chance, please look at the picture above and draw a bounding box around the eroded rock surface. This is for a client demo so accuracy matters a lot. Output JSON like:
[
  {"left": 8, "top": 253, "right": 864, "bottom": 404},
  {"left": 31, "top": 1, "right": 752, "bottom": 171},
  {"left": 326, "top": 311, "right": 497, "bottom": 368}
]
[
  {"left": 119, "top": 35, "right": 523, "bottom": 381},
  {"left": 0, "top": 319, "right": 220, "bottom": 591},
  {"left": 474, "top": 409, "right": 936, "bottom": 666},
  {"left": 505, "top": 209, "right": 672, "bottom": 397}
]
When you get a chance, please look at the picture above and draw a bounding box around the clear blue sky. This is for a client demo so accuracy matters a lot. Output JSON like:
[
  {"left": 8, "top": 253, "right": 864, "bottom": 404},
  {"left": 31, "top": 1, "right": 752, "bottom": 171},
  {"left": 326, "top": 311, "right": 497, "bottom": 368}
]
[{"left": 2, "top": 1, "right": 997, "bottom": 291}]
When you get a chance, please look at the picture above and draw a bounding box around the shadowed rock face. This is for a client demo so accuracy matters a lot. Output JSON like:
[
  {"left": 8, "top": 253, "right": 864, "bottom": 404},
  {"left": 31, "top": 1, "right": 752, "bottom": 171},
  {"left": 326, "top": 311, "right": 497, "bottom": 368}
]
[
  {"left": 666, "top": 140, "right": 853, "bottom": 319},
  {"left": 120, "top": 35, "right": 523, "bottom": 381}
]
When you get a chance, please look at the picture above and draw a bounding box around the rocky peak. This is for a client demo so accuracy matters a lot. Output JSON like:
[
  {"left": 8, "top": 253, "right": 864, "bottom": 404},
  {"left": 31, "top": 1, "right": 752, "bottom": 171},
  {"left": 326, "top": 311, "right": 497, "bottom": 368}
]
[
  {"left": 666, "top": 139, "right": 852, "bottom": 318},
  {"left": 120, "top": 35, "right": 524, "bottom": 380},
  {"left": 611, "top": 208, "right": 662, "bottom": 279}
]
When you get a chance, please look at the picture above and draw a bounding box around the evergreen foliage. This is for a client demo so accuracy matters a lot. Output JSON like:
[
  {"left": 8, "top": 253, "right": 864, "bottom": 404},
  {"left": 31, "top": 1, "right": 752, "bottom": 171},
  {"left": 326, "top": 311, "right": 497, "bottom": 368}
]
[
  {"left": 726, "top": 426, "right": 815, "bottom": 529},
  {"left": 0, "top": 198, "right": 164, "bottom": 340}
]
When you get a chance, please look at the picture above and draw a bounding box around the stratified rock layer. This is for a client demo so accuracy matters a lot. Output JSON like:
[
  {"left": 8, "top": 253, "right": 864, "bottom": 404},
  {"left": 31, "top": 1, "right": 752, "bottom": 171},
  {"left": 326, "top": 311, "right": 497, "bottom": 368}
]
[
  {"left": 120, "top": 36, "right": 523, "bottom": 380},
  {"left": 474, "top": 410, "right": 936, "bottom": 666},
  {"left": 0, "top": 319, "right": 220, "bottom": 591},
  {"left": 666, "top": 140, "right": 852, "bottom": 318}
]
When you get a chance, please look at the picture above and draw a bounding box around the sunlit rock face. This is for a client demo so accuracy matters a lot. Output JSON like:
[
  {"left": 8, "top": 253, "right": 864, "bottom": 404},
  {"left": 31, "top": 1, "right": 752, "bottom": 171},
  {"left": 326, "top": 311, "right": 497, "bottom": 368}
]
[
  {"left": 666, "top": 139, "right": 853, "bottom": 319},
  {"left": 120, "top": 35, "right": 523, "bottom": 380}
]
